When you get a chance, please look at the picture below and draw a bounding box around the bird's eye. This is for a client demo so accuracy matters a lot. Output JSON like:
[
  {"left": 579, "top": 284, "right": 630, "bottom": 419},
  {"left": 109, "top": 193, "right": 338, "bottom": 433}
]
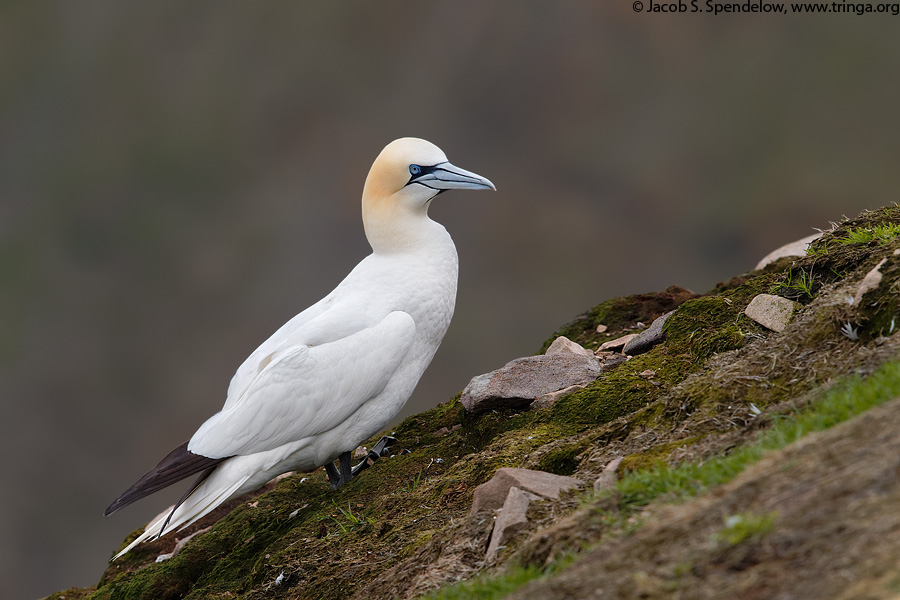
[{"left": 409, "top": 164, "right": 422, "bottom": 176}]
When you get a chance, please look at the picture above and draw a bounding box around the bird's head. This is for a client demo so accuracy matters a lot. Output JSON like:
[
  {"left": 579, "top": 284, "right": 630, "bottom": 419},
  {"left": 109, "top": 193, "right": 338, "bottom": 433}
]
[{"left": 362, "top": 138, "right": 495, "bottom": 252}]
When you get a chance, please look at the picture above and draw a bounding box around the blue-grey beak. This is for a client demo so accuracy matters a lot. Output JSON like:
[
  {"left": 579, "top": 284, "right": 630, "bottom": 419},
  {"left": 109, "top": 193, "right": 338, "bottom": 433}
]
[{"left": 410, "top": 162, "right": 496, "bottom": 191}]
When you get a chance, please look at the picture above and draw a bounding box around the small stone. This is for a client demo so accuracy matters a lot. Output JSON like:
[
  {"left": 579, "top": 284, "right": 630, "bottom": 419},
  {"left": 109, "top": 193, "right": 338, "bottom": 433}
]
[
  {"left": 745, "top": 294, "right": 799, "bottom": 332},
  {"left": 593, "top": 457, "right": 623, "bottom": 492},
  {"left": 639, "top": 370, "right": 656, "bottom": 379},
  {"left": 596, "top": 324, "right": 608, "bottom": 333},
  {"left": 595, "top": 350, "right": 628, "bottom": 369},
  {"left": 461, "top": 354, "right": 602, "bottom": 414},
  {"left": 471, "top": 467, "right": 582, "bottom": 514},
  {"left": 623, "top": 311, "right": 674, "bottom": 356},
  {"left": 599, "top": 334, "right": 638, "bottom": 352},
  {"left": 545, "top": 336, "right": 594, "bottom": 358},
  {"left": 485, "top": 487, "right": 541, "bottom": 561},
  {"left": 853, "top": 258, "right": 887, "bottom": 305},
  {"left": 531, "top": 384, "right": 585, "bottom": 410},
  {"left": 269, "top": 471, "right": 296, "bottom": 484},
  {"left": 353, "top": 446, "right": 368, "bottom": 460},
  {"left": 755, "top": 233, "right": 822, "bottom": 270}
]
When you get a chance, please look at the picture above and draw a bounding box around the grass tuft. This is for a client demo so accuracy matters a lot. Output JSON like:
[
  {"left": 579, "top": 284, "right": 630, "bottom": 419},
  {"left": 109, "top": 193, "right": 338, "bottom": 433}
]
[
  {"left": 836, "top": 222, "right": 900, "bottom": 246},
  {"left": 772, "top": 267, "right": 817, "bottom": 299},
  {"left": 324, "top": 500, "right": 372, "bottom": 534}
]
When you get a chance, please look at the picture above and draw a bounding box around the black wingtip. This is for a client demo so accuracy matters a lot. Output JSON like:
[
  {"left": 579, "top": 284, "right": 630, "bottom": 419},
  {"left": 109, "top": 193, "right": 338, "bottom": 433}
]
[{"left": 105, "top": 442, "right": 228, "bottom": 516}]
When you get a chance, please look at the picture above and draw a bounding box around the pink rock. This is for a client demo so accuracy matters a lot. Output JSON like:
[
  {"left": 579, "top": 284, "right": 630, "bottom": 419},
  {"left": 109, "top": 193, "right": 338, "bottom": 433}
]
[
  {"left": 593, "top": 457, "right": 623, "bottom": 492},
  {"left": 485, "top": 487, "right": 541, "bottom": 561},
  {"left": 471, "top": 467, "right": 582, "bottom": 514},
  {"left": 545, "top": 336, "right": 594, "bottom": 358},
  {"left": 461, "top": 354, "right": 602, "bottom": 414},
  {"left": 598, "top": 334, "right": 638, "bottom": 352}
]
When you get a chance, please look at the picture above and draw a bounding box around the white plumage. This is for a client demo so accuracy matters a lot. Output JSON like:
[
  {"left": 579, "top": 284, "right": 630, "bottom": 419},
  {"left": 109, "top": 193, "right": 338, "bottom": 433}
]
[{"left": 107, "top": 137, "right": 494, "bottom": 558}]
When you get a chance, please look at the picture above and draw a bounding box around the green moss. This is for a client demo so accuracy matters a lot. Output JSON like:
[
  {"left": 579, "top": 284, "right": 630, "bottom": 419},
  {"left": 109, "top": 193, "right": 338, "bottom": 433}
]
[
  {"left": 548, "top": 272, "right": 775, "bottom": 430},
  {"left": 534, "top": 444, "right": 584, "bottom": 476},
  {"left": 619, "top": 437, "right": 701, "bottom": 474},
  {"left": 550, "top": 347, "right": 685, "bottom": 427},
  {"left": 665, "top": 278, "right": 771, "bottom": 361},
  {"left": 538, "top": 286, "right": 697, "bottom": 353},
  {"left": 392, "top": 394, "right": 465, "bottom": 446}
]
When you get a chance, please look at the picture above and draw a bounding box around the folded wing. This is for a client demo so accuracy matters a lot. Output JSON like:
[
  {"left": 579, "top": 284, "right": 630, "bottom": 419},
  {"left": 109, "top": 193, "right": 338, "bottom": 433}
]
[{"left": 188, "top": 310, "right": 416, "bottom": 459}]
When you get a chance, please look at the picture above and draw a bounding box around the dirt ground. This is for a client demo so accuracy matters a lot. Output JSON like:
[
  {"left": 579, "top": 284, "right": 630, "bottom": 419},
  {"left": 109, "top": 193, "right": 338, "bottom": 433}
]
[{"left": 508, "top": 397, "right": 900, "bottom": 600}]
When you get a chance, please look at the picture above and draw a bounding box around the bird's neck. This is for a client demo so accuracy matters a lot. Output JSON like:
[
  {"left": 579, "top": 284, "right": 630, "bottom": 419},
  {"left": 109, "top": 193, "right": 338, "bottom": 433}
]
[{"left": 362, "top": 197, "right": 452, "bottom": 257}]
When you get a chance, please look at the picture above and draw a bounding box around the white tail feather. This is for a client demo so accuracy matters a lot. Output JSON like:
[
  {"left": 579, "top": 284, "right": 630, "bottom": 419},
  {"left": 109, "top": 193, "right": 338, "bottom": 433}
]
[{"left": 112, "top": 476, "right": 248, "bottom": 560}]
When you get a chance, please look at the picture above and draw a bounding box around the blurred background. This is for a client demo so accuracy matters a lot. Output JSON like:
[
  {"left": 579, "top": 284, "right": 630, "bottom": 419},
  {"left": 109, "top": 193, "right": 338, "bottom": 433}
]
[{"left": 3, "top": 2, "right": 899, "bottom": 598}]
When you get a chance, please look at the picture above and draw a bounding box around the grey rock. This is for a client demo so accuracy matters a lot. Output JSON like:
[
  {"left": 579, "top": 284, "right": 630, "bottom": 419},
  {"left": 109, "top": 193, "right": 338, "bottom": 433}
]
[
  {"left": 593, "top": 457, "right": 623, "bottom": 492},
  {"left": 471, "top": 467, "right": 582, "bottom": 514},
  {"left": 596, "top": 351, "right": 629, "bottom": 371},
  {"left": 744, "top": 294, "right": 800, "bottom": 332},
  {"left": 545, "top": 335, "right": 594, "bottom": 358},
  {"left": 485, "top": 487, "right": 541, "bottom": 561},
  {"left": 598, "top": 334, "right": 638, "bottom": 352},
  {"left": 623, "top": 311, "right": 674, "bottom": 356},
  {"left": 531, "top": 384, "right": 586, "bottom": 410},
  {"left": 461, "top": 354, "right": 602, "bottom": 414}
]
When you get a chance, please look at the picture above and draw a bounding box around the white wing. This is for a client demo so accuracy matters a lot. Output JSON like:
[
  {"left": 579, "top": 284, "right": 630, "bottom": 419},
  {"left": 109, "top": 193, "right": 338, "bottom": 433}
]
[
  {"left": 224, "top": 293, "right": 336, "bottom": 403},
  {"left": 189, "top": 310, "right": 416, "bottom": 458}
]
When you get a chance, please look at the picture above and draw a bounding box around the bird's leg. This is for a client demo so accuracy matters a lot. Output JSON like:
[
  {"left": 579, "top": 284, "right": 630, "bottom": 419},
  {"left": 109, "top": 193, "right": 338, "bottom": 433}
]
[
  {"left": 325, "top": 451, "right": 355, "bottom": 490},
  {"left": 339, "top": 451, "right": 352, "bottom": 484},
  {"left": 324, "top": 462, "right": 342, "bottom": 490},
  {"left": 350, "top": 435, "right": 398, "bottom": 477}
]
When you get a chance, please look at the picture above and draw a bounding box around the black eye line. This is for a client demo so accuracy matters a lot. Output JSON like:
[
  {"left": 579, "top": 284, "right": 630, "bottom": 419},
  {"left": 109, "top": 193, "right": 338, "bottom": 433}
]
[{"left": 405, "top": 161, "right": 448, "bottom": 187}]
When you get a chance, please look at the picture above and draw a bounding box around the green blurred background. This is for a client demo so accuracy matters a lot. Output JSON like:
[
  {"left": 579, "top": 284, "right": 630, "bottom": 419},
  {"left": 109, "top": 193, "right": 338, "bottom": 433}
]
[{"left": 3, "top": 2, "right": 899, "bottom": 598}]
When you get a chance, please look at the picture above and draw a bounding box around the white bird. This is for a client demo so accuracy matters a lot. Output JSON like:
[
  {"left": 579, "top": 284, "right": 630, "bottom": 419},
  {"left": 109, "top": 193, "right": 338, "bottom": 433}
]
[{"left": 105, "top": 137, "right": 495, "bottom": 559}]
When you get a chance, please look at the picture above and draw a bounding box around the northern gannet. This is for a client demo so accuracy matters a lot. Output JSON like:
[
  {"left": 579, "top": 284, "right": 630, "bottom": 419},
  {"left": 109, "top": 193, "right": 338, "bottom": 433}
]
[{"left": 105, "top": 137, "right": 495, "bottom": 558}]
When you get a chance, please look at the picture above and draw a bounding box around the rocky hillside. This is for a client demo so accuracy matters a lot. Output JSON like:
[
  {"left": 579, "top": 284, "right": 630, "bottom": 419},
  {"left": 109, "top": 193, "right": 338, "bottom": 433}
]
[{"left": 50, "top": 206, "right": 900, "bottom": 600}]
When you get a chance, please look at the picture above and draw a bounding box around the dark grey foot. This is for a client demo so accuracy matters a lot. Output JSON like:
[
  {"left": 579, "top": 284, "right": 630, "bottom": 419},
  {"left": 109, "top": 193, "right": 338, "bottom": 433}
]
[
  {"left": 350, "top": 435, "right": 398, "bottom": 478},
  {"left": 325, "top": 451, "right": 353, "bottom": 490}
]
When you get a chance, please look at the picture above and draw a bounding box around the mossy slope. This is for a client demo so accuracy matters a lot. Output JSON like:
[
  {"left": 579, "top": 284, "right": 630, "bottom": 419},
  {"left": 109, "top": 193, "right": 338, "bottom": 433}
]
[{"left": 49, "top": 206, "right": 900, "bottom": 600}]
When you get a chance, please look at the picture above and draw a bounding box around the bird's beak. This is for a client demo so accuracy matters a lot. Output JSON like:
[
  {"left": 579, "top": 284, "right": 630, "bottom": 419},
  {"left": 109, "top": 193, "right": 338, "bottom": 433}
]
[{"left": 412, "top": 162, "right": 497, "bottom": 191}]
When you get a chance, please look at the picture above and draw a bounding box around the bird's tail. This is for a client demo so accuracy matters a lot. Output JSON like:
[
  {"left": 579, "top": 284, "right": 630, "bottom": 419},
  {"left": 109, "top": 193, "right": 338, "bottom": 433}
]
[
  {"left": 112, "top": 468, "right": 249, "bottom": 560},
  {"left": 105, "top": 441, "right": 228, "bottom": 517}
]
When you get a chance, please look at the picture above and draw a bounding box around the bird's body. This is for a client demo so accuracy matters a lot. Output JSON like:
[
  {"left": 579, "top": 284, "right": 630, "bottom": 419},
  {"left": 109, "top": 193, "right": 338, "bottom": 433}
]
[{"left": 107, "top": 138, "right": 494, "bottom": 559}]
